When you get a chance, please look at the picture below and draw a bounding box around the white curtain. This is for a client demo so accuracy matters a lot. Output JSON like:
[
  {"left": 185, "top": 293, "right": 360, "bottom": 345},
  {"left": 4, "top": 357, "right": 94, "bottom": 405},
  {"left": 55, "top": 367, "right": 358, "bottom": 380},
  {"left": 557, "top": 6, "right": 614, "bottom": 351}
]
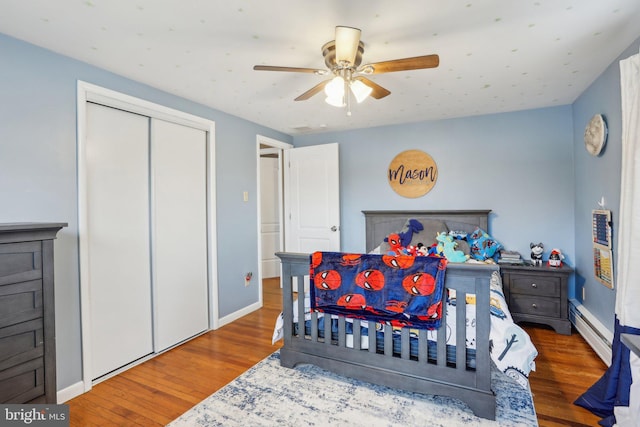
[
  {"left": 614, "top": 48, "right": 640, "bottom": 427},
  {"left": 616, "top": 50, "right": 640, "bottom": 326}
]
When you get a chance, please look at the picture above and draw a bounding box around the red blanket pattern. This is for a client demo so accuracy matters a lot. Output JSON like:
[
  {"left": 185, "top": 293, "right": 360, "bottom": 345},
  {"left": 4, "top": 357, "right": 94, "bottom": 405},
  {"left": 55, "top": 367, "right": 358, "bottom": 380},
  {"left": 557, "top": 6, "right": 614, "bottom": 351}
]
[{"left": 309, "top": 251, "right": 448, "bottom": 329}]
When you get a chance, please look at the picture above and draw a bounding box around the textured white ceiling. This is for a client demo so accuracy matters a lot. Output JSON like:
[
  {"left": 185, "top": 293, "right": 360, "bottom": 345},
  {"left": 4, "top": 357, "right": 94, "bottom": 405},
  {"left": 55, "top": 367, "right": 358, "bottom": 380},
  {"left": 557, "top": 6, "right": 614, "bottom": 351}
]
[{"left": 2, "top": 0, "right": 639, "bottom": 135}]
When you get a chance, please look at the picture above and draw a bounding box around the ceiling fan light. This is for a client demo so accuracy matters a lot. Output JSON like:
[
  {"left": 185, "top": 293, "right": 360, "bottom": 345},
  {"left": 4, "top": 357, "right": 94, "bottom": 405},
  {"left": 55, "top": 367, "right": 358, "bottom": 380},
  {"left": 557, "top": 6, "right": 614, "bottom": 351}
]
[
  {"left": 350, "top": 79, "right": 373, "bottom": 103},
  {"left": 325, "top": 95, "right": 345, "bottom": 107},
  {"left": 335, "top": 26, "right": 361, "bottom": 65},
  {"left": 324, "top": 76, "right": 345, "bottom": 98}
]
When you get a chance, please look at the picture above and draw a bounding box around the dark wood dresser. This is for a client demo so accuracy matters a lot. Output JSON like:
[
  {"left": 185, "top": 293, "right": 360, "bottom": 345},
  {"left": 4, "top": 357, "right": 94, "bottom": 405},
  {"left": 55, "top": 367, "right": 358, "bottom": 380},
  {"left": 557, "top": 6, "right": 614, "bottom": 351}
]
[
  {"left": 0, "top": 223, "right": 66, "bottom": 403},
  {"left": 500, "top": 263, "right": 573, "bottom": 335}
]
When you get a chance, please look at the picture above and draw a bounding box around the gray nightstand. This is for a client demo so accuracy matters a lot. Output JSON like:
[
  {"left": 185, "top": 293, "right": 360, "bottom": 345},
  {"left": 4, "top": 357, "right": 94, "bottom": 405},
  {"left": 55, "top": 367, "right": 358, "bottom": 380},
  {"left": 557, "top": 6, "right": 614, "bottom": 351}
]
[{"left": 500, "top": 264, "right": 573, "bottom": 335}]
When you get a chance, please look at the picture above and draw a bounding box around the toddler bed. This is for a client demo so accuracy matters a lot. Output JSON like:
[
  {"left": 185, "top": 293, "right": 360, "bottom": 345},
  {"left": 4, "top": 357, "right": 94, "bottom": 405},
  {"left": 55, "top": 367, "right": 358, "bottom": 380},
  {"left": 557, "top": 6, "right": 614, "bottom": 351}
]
[{"left": 274, "top": 210, "right": 537, "bottom": 421}]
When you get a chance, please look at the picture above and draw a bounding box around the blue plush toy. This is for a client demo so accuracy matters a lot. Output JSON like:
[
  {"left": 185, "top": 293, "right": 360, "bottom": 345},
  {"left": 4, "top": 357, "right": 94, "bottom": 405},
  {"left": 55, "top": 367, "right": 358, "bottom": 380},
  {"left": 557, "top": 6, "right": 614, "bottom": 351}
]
[
  {"left": 398, "top": 219, "right": 424, "bottom": 247},
  {"left": 436, "top": 232, "right": 469, "bottom": 263}
]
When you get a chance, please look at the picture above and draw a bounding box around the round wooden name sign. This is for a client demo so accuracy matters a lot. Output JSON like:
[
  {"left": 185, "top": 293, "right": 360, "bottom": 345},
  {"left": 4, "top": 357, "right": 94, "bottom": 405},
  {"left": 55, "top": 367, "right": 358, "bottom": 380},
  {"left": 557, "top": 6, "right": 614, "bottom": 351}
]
[{"left": 388, "top": 149, "right": 438, "bottom": 198}]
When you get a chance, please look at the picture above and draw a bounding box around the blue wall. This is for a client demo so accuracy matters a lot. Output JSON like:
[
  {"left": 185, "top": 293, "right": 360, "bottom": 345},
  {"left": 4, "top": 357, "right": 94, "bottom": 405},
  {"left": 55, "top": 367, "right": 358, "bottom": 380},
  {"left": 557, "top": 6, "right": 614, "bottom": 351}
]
[
  {"left": 293, "top": 107, "right": 576, "bottom": 267},
  {"left": 0, "top": 33, "right": 291, "bottom": 392},
  {"left": 572, "top": 37, "right": 640, "bottom": 332}
]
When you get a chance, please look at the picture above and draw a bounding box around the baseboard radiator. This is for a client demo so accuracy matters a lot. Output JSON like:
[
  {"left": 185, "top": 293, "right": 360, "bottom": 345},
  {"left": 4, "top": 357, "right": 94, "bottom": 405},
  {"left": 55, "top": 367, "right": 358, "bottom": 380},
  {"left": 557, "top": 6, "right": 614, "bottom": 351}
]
[{"left": 569, "top": 299, "right": 612, "bottom": 367}]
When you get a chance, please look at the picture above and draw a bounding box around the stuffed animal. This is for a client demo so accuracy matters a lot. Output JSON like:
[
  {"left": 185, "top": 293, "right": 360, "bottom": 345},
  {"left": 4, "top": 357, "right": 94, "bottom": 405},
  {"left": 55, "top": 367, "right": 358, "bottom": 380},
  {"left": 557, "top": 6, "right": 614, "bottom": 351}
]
[
  {"left": 548, "top": 248, "right": 564, "bottom": 267},
  {"left": 415, "top": 243, "right": 429, "bottom": 256},
  {"left": 436, "top": 233, "right": 469, "bottom": 263},
  {"left": 429, "top": 241, "right": 444, "bottom": 257},
  {"left": 530, "top": 242, "right": 544, "bottom": 266},
  {"left": 385, "top": 233, "right": 403, "bottom": 255},
  {"left": 398, "top": 219, "right": 424, "bottom": 248},
  {"left": 402, "top": 245, "right": 418, "bottom": 256}
]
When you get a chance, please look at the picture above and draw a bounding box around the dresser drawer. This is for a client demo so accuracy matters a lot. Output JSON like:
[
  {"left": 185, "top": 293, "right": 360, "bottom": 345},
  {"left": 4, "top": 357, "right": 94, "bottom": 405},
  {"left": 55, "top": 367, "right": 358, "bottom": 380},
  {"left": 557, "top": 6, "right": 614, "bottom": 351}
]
[
  {"left": 510, "top": 275, "right": 560, "bottom": 297},
  {"left": 0, "top": 242, "right": 42, "bottom": 286},
  {"left": 0, "top": 319, "right": 44, "bottom": 372},
  {"left": 0, "top": 357, "right": 45, "bottom": 403},
  {"left": 510, "top": 295, "right": 560, "bottom": 317},
  {"left": 0, "top": 280, "right": 43, "bottom": 329}
]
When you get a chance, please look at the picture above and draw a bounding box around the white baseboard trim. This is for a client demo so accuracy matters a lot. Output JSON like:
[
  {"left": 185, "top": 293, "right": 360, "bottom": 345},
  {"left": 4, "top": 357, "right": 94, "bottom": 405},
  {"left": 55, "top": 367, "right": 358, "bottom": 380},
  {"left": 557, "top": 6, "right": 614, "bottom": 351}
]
[
  {"left": 217, "top": 301, "right": 262, "bottom": 328},
  {"left": 57, "top": 381, "right": 86, "bottom": 403},
  {"left": 569, "top": 299, "right": 613, "bottom": 366}
]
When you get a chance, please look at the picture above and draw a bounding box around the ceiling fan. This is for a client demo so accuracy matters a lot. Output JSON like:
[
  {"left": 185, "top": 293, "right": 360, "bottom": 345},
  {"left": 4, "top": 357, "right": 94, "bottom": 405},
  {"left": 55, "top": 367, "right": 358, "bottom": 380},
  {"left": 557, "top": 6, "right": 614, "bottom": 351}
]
[{"left": 253, "top": 26, "right": 439, "bottom": 115}]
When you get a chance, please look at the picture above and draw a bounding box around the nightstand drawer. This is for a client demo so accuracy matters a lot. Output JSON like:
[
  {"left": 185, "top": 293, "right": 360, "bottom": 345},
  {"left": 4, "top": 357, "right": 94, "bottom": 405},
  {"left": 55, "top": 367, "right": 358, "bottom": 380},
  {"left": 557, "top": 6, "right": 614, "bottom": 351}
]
[
  {"left": 510, "top": 275, "right": 560, "bottom": 297},
  {"left": 510, "top": 295, "right": 560, "bottom": 317}
]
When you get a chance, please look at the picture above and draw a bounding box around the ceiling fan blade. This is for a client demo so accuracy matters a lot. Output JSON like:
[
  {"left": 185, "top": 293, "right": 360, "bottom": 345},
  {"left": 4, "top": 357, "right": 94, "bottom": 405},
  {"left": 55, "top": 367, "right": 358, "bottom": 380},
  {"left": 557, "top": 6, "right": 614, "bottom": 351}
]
[
  {"left": 335, "top": 26, "right": 361, "bottom": 65},
  {"left": 253, "top": 65, "right": 326, "bottom": 74},
  {"left": 365, "top": 54, "right": 440, "bottom": 74},
  {"left": 294, "top": 80, "right": 331, "bottom": 101},
  {"left": 354, "top": 77, "right": 391, "bottom": 99}
]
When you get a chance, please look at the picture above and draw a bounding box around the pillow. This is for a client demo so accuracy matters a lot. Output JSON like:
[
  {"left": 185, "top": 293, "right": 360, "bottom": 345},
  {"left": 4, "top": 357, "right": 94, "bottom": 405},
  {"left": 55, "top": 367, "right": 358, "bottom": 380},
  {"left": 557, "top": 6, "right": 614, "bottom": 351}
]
[
  {"left": 448, "top": 230, "right": 470, "bottom": 255},
  {"left": 468, "top": 227, "right": 503, "bottom": 260},
  {"left": 410, "top": 219, "right": 448, "bottom": 248},
  {"left": 453, "top": 239, "right": 471, "bottom": 255}
]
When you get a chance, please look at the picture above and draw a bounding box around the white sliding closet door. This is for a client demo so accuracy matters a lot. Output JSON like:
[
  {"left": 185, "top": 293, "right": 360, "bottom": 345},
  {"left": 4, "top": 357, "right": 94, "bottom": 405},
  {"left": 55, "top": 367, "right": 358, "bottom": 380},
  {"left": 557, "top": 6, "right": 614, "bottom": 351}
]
[
  {"left": 151, "top": 119, "right": 209, "bottom": 351},
  {"left": 86, "top": 103, "right": 153, "bottom": 379}
]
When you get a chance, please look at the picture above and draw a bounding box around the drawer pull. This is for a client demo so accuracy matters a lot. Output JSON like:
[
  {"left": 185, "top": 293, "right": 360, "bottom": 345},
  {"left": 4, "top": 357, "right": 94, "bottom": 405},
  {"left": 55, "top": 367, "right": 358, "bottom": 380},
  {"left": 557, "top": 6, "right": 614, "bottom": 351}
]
[
  {"left": 531, "top": 303, "right": 538, "bottom": 309},
  {"left": 531, "top": 283, "right": 538, "bottom": 288}
]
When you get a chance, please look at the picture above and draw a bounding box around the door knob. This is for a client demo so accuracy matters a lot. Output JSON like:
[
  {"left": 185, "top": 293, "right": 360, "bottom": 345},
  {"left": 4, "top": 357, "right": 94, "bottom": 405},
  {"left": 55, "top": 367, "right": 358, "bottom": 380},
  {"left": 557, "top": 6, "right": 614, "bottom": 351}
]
[{"left": 330, "top": 226, "right": 338, "bottom": 232}]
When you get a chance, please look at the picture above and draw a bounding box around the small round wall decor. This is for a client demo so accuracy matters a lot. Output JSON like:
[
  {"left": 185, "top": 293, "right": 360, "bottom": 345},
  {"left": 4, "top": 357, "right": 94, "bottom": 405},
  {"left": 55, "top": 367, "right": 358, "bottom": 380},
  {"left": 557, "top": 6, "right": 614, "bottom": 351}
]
[
  {"left": 388, "top": 149, "right": 438, "bottom": 198},
  {"left": 584, "top": 114, "right": 608, "bottom": 156}
]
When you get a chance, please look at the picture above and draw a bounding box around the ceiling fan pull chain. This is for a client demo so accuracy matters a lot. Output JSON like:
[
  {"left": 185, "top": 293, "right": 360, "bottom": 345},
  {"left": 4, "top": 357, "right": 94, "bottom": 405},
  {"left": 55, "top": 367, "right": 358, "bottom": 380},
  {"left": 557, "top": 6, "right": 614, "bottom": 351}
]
[{"left": 345, "top": 70, "right": 352, "bottom": 116}]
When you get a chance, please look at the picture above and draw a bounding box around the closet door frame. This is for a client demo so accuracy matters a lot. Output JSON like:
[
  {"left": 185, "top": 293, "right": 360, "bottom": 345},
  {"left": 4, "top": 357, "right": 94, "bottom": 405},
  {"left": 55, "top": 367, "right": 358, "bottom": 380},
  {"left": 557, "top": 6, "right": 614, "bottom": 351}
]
[{"left": 77, "top": 81, "right": 218, "bottom": 392}]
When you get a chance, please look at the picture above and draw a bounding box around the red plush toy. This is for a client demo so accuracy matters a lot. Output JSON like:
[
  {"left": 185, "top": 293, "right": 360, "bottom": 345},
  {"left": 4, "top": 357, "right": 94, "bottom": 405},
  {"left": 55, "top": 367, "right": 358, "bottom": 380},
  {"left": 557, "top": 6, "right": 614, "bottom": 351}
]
[{"left": 386, "top": 233, "right": 403, "bottom": 255}]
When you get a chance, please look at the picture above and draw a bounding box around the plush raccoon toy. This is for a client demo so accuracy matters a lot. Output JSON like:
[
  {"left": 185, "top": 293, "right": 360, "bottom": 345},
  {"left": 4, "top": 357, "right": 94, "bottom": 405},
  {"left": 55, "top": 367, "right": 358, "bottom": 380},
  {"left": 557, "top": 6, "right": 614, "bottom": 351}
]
[{"left": 530, "top": 242, "right": 544, "bottom": 266}]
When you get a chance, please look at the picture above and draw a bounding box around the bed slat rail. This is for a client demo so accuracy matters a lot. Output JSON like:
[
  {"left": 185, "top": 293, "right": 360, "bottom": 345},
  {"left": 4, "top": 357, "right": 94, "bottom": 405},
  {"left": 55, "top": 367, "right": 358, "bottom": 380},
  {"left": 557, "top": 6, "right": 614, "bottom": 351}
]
[{"left": 456, "top": 289, "right": 468, "bottom": 371}]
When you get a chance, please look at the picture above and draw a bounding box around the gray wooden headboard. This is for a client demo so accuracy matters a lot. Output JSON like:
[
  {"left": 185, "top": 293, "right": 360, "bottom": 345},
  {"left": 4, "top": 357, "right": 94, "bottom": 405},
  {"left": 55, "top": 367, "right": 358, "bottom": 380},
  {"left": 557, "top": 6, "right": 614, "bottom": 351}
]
[{"left": 363, "top": 210, "right": 491, "bottom": 253}]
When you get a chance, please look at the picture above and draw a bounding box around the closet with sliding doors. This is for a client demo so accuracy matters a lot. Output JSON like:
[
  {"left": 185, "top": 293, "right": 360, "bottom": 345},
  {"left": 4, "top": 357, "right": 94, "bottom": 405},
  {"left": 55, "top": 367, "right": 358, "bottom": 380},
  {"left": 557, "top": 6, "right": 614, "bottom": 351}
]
[{"left": 79, "top": 87, "right": 214, "bottom": 382}]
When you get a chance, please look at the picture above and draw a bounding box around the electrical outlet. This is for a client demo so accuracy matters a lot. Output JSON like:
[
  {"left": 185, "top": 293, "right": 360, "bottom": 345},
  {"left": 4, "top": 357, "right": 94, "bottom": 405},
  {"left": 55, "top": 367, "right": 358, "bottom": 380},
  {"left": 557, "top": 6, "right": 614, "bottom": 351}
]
[{"left": 244, "top": 272, "right": 252, "bottom": 287}]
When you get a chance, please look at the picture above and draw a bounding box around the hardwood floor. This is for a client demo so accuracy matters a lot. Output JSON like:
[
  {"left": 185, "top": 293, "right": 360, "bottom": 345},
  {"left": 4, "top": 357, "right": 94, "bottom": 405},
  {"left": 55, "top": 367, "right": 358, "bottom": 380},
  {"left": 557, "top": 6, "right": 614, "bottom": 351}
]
[
  {"left": 524, "top": 323, "right": 608, "bottom": 426},
  {"left": 66, "top": 278, "right": 607, "bottom": 426},
  {"left": 66, "top": 278, "right": 284, "bottom": 426}
]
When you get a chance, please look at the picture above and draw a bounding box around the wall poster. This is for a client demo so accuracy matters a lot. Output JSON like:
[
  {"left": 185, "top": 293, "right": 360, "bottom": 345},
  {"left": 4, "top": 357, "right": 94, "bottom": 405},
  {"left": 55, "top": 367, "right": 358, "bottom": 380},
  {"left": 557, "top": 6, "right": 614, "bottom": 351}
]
[{"left": 592, "top": 209, "right": 613, "bottom": 289}]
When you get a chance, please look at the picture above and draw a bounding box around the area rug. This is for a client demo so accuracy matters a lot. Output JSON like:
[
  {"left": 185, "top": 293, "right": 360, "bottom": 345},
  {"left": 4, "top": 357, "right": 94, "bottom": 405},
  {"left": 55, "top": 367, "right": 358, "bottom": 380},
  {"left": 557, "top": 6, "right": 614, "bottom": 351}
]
[{"left": 168, "top": 351, "right": 537, "bottom": 427}]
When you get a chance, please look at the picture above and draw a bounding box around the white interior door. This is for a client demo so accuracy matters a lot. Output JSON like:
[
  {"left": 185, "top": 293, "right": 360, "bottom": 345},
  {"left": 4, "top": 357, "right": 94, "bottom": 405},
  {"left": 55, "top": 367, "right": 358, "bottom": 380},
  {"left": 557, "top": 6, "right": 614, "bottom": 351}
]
[
  {"left": 151, "top": 119, "right": 209, "bottom": 352},
  {"left": 284, "top": 143, "right": 341, "bottom": 253},
  {"left": 260, "top": 154, "right": 281, "bottom": 278},
  {"left": 85, "top": 103, "right": 153, "bottom": 379}
]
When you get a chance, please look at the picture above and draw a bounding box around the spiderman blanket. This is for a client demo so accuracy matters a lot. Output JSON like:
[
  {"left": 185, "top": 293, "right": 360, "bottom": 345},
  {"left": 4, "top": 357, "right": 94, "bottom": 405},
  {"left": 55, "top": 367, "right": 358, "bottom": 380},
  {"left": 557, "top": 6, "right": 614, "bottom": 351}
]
[{"left": 310, "top": 252, "right": 448, "bottom": 330}]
